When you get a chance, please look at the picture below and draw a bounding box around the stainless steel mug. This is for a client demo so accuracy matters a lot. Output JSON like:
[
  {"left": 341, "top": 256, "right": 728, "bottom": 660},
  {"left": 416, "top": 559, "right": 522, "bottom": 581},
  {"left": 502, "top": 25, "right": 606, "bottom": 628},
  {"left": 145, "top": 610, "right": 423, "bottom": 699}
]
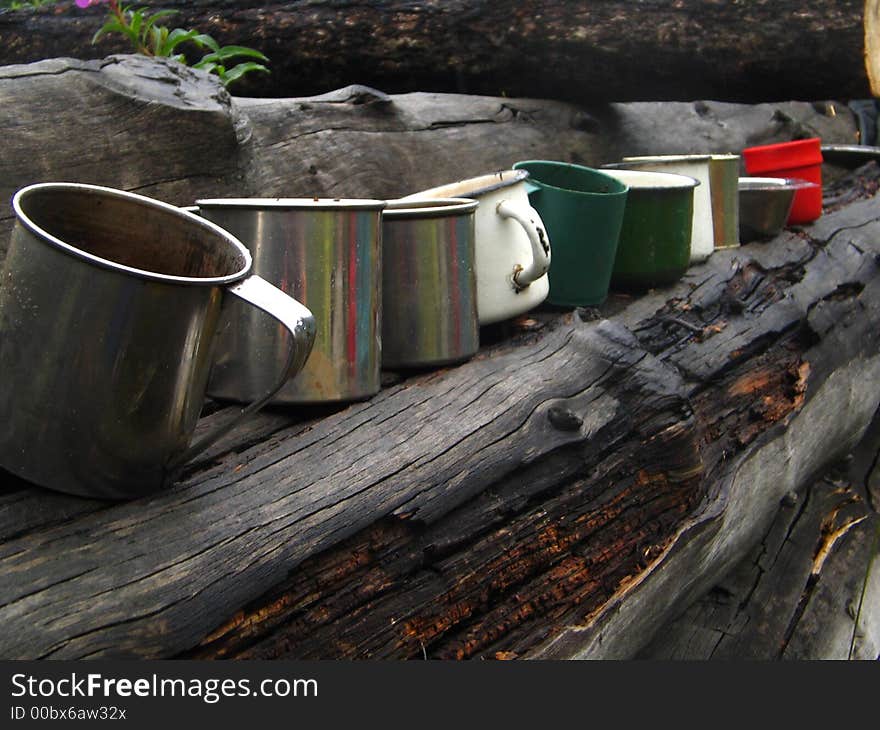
[
  {"left": 382, "top": 198, "right": 479, "bottom": 368},
  {"left": 195, "top": 198, "right": 386, "bottom": 404},
  {"left": 0, "top": 183, "right": 316, "bottom": 499}
]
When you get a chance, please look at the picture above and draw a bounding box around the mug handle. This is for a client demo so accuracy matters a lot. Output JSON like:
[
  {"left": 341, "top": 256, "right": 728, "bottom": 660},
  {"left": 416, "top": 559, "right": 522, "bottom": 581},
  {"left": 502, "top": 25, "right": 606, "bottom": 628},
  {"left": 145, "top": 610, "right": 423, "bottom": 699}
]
[
  {"left": 168, "top": 274, "right": 316, "bottom": 469},
  {"left": 496, "top": 198, "right": 551, "bottom": 290}
]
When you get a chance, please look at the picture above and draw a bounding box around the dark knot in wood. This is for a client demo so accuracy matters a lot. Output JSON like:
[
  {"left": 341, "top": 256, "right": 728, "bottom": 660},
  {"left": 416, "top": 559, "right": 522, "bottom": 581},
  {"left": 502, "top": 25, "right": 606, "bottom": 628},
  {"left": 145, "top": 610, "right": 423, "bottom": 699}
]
[{"left": 547, "top": 406, "right": 583, "bottom": 432}]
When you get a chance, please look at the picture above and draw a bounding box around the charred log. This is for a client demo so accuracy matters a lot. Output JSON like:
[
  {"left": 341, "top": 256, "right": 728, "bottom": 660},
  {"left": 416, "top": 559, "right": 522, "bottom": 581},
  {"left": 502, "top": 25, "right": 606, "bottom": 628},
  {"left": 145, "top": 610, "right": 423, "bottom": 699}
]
[{"left": 0, "top": 1, "right": 874, "bottom": 103}]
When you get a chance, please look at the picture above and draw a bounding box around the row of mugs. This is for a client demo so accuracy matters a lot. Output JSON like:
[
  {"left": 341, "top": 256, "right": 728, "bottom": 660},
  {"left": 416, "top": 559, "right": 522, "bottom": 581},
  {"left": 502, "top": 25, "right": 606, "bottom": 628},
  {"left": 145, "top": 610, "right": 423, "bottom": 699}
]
[
  {"left": 191, "top": 196, "right": 482, "bottom": 405},
  {"left": 504, "top": 149, "right": 823, "bottom": 307},
  {"left": 435, "top": 157, "right": 725, "bottom": 312},
  {"left": 411, "top": 157, "right": 744, "bottom": 319},
  {"left": 0, "top": 142, "right": 821, "bottom": 499},
  {"left": 0, "top": 171, "right": 579, "bottom": 498},
  {"left": 0, "top": 183, "right": 485, "bottom": 498}
]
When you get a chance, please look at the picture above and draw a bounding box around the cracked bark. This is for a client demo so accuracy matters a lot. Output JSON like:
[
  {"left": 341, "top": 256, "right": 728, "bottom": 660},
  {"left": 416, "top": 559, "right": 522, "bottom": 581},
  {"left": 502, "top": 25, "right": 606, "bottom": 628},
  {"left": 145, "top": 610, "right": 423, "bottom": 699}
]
[{"left": 639, "top": 410, "right": 880, "bottom": 660}]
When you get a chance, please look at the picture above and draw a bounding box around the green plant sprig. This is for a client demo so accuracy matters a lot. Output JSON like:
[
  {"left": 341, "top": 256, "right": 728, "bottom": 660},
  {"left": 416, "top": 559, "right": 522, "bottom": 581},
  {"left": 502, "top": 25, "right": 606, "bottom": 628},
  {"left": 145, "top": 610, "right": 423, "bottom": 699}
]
[{"left": 87, "top": 2, "right": 269, "bottom": 88}]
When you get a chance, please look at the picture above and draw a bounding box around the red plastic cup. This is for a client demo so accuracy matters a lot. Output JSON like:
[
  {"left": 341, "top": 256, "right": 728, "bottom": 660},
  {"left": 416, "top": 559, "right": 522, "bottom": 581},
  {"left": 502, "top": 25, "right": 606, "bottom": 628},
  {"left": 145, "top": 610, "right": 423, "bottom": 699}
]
[{"left": 741, "top": 138, "right": 823, "bottom": 224}]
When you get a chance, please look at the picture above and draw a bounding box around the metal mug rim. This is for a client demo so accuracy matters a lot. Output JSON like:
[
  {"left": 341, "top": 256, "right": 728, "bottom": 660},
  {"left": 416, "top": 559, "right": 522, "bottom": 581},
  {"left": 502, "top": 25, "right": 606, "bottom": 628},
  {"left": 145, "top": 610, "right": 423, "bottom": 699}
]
[
  {"left": 195, "top": 197, "right": 387, "bottom": 211},
  {"left": 383, "top": 197, "right": 479, "bottom": 219},
  {"left": 12, "top": 182, "right": 253, "bottom": 287},
  {"left": 402, "top": 169, "right": 531, "bottom": 201},
  {"left": 738, "top": 176, "right": 820, "bottom": 191}
]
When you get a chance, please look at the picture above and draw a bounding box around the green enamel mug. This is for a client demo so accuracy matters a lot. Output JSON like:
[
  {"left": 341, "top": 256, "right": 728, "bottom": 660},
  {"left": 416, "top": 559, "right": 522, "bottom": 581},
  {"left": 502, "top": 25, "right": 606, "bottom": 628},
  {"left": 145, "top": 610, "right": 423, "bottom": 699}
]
[
  {"left": 513, "top": 160, "right": 628, "bottom": 306},
  {"left": 600, "top": 169, "right": 700, "bottom": 291}
]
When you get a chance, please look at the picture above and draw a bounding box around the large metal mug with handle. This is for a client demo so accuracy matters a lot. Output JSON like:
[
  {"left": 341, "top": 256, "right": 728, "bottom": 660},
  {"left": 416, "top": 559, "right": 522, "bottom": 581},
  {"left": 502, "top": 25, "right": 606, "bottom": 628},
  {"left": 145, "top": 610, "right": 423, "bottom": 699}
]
[
  {"left": 401, "top": 169, "right": 551, "bottom": 325},
  {"left": 0, "top": 183, "right": 316, "bottom": 499}
]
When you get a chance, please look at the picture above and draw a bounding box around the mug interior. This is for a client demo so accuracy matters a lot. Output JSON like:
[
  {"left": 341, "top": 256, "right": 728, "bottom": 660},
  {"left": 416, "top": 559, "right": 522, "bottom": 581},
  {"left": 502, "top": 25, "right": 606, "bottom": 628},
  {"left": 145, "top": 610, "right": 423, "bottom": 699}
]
[
  {"left": 15, "top": 184, "right": 249, "bottom": 282},
  {"left": 600, "top": 169, "right": 699, "bottom": 190},
  {"left": 621, "top": 154, "right": 713, "bottom": 164}
]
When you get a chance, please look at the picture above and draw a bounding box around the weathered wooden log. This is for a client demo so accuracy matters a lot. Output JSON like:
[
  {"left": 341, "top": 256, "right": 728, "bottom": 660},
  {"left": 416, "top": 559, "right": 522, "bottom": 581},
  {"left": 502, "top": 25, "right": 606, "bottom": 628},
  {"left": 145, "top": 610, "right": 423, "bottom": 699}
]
[
  {"left": 0, "top": 1, "right": 874, "bottom": 103},
  {"left": 178, "top": 183, "right": 880, "bottom": 660},
  {"left": 0, "top": 54, "right": 859, "bottom": 264},
  {"left": 0, "top": 55, "right": 878, "bottom": 659},
  {"left": 0, "top": 311, "right": 707, "bottom": 658},
  {"left": 1, "top": 160, "right": 879, "bottom": 659}
]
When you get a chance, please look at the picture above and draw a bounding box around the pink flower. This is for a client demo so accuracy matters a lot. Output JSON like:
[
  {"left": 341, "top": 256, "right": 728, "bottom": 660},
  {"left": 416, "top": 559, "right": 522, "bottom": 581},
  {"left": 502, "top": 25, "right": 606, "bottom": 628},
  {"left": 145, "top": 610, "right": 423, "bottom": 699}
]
[{"left": 75, "top": 0, "right": 109, "bottom": 7}]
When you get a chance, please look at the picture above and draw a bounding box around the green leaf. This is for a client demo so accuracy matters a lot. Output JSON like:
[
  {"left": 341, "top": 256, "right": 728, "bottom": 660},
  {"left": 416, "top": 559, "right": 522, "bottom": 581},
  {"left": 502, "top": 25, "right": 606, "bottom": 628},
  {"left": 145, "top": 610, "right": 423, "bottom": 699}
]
[
  {"left": 199, "top": 45, "right": 269, "bottom": 63},
  {"left": 129, "top": 11, "right": 142, "bottom": 39},
  {"left": 93, "top": 16, "right": 140, "bottom": 51},
  {"left": 191, "top": 33, "right": 221, "bottom": 53},
  {"left": 139, "top": 9, "right": 176, "bottom": 42},
  {"left": 149, "top": 25, "right": 164, "bottom": 55},
  {"left": 139, "top": 8, "right": 178, "bottom": 25},
  {"left": 221, "top": 62, "right": 270, "bottom": 85},
  {"left": 92, "top": 18, "right": 127, "bottom": 45},
  {"left": 119, "top": 9, "right": 145, "bottom": 48},
  {"left": 159, "top": 28, "right": 200, "bottom": 57}
]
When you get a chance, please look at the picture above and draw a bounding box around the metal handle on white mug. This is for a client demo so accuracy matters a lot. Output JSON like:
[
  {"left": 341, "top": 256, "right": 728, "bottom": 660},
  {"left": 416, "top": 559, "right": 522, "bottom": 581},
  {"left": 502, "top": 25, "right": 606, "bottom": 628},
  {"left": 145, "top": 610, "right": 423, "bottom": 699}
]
[{"left": 496, "top": 199, "right": 551, "bottom": 290}]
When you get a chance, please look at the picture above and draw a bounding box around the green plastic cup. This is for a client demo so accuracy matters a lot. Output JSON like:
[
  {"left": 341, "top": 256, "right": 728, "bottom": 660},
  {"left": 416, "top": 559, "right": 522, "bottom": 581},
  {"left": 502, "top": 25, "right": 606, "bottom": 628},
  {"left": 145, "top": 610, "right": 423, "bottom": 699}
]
[
  {"left": 600, "top": 169, "right": 699, "bottom": 291},
  {"left": 513, "top": 160, "right": 628, "bottom": 306}
]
